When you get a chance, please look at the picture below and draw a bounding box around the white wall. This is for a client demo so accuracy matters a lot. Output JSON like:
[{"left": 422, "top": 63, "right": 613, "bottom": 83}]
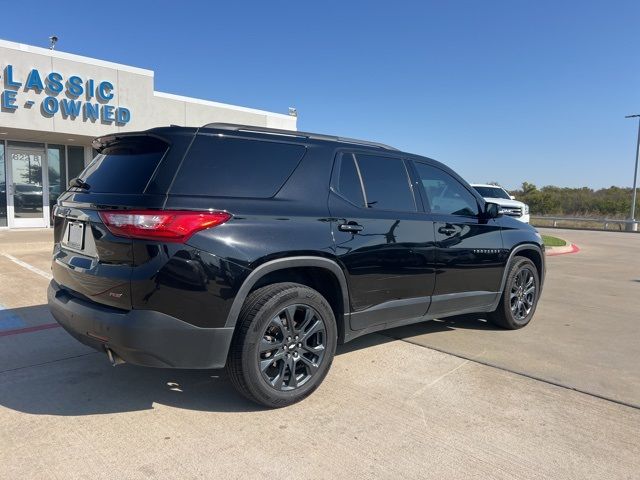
[{"left": 0, "top": 38, "right": 296, "bottom": 138}]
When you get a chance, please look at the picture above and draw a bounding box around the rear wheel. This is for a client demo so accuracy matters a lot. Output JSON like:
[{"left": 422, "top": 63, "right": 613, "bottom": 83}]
[
  {"left": 226, "top": 282, "right": 337, "bottom": 408},
  {"left": 488, "top": 256, "right": 540, "bottom": 329}
]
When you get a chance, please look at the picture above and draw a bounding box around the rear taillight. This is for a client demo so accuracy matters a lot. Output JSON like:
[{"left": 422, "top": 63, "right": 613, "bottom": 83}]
[{"left": 98, "top": 210, "right": 231, "bottom": 242}]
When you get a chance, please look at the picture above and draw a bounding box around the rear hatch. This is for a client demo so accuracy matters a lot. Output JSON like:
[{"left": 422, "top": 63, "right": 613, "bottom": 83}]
[{"left": 52, "top": 131, "right": 185, "bottom": 310}]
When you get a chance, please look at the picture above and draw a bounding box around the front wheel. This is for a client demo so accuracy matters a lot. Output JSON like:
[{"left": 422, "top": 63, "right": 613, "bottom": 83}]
[
  {"left": 488, "top": 256, "right": 540, "bottom": 329},
  {"left": 226, "top": 282, "right": 337, "bottom": 408}
]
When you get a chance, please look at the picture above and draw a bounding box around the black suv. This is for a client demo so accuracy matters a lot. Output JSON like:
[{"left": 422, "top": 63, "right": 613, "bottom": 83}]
[{"left": 48, "top": 123, "right": 545, "bottom": 407}]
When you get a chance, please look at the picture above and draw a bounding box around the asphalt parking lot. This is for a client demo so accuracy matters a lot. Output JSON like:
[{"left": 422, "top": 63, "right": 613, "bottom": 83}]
[{"left": 0, "top": 228, "right": 638, "bottom": 479}]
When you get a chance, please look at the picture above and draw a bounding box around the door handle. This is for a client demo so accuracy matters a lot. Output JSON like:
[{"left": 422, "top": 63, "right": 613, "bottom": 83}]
[
  {"left": 438, "top": 225, "right": 457, "bottom": 236},
  {"left": 338, "top": 222, "right": 364, "bottom": 233}
]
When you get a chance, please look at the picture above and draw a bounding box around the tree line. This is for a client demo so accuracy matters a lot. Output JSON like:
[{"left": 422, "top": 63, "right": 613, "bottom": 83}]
[{"left": 510, "top": 182, "right": 634, "bottom": 217}]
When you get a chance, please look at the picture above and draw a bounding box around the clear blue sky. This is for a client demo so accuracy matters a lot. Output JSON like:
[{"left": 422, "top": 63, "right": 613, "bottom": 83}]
[{"left": 4, "top": 0, "right": 640, "bottom": 189}]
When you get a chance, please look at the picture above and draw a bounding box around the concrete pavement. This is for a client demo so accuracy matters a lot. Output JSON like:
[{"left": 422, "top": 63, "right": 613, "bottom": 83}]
[
  {"left": 0, "top": 228, "right": 638, "bottom": 479},
  {"left": 388, "top": 228, "right": 640, "bottom": 408}
]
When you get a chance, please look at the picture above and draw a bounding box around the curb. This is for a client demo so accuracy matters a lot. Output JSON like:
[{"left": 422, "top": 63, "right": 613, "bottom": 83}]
[{"left": 546, "top": 243, "right": 580, "bottom": 256}]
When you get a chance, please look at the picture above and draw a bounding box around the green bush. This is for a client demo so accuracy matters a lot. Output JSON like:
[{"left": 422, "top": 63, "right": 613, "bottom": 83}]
[{"left": 511, "top": 183, "right": 633, "bottom": 218}]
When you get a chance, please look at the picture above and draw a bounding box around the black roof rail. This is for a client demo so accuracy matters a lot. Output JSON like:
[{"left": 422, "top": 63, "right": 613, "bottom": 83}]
[{"left": 201, "top": 123, "right": 398, "bottom": 151}]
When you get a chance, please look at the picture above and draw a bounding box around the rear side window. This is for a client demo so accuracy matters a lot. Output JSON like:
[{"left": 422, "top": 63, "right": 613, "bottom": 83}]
[
  {"left": 170, "top": 135, "right": 306, "bottom": 198},
  {"left": 335, "top": 153, "right": 366, "bottom": 207},
  {"left": 78, "top": 138, "right": 167, "bottom": 194},
  {"left": 355, "top": 154, "right": 416, "bottom": 211}
]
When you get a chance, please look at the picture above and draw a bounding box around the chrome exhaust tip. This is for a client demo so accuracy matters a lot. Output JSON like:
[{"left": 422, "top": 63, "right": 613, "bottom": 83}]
[{"left": 106, "top": 348, "right": 125, "bottom": 366}]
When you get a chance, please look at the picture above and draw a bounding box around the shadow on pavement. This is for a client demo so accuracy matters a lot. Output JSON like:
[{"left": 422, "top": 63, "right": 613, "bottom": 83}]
[
  {"left": 0, "top": 358, "right": 270, "bottom": 415},
  {"left": 386, "top": 313, "right": 504, "bottom": 340},
  {"left": 0, "top": 304, "right": 494, "bottom": 416}
]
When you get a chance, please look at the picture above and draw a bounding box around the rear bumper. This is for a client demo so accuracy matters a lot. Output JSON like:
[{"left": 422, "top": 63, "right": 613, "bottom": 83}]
[{"left": 47, "top": 281, "right": 234, "bottom": 369}]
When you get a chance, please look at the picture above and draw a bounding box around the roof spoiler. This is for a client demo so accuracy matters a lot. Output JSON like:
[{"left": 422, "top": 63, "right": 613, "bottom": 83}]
[{"left": 92, "top": 132, "right": 171, "bottom": 153}]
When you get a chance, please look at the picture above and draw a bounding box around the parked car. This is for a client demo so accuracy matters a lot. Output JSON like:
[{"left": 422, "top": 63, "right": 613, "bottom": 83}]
[
  {"left": 14, "top": 183, "right": 43, "bottom": 210},
  {"left": 471, "top": 184, "right": 530, "bottom": 223},
  {"left": 48, "top": 124, "right": 545, "bottom": 407}
]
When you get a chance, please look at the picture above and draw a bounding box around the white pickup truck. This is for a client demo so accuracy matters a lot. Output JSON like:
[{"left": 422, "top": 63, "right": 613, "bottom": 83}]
[{"left": 471, "top": 184, "right": 530, "bottom": 223}]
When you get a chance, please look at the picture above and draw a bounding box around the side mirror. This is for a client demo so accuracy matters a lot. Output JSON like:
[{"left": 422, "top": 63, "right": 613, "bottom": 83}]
[
  {"left": 484, "top": 202, "right": 502, "bottom": 219},
  {"left": 510, "top": 195, "right": 516, "bottom": 200},
  {"left": 69, "top": 177, "right": 90, "bottom": 190}
]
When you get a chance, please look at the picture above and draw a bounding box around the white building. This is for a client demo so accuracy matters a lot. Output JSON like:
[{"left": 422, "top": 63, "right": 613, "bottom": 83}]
[{"left": 0, "top": 38, "right": 297, "bottom": 229}]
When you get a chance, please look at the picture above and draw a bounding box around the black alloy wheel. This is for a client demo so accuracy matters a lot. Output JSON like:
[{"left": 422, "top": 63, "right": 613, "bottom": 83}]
[
  {"left": 509, "top": 267, "right": 536, "bottom": 321},
  {"left": 488, "top": 256, "right": 540, "bottom": 329},
  {"left": 259, "top": 304, "right": 327, "bottom": 391},
  {"left": 227, "top": 283, "right": 337, "bottom": 408}
]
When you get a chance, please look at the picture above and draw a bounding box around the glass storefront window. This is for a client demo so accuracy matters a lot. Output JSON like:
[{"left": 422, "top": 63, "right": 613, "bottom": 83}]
[
  {"left": 68, "top": 146, "right": 85, "bottom": 182},
  {"left": 0, "top": 142, "right": 6, "bottom": 227},
  {"left": 0, "top": 142, "right": 85, "bottom": 228},
  {"left": 7, "top": 142, "right": 45, "bottom": 221},
  {"left": 47, "top": 145, "right": 67, "bottom": 225}
]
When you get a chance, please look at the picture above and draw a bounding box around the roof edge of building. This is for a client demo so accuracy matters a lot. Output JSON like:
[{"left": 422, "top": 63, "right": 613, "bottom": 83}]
[
  {"left": 153, "top": 91, "right": 293, "bottom": 120},
  {"left": 0, "top": 38, "right": 155, "bottom": 77}
]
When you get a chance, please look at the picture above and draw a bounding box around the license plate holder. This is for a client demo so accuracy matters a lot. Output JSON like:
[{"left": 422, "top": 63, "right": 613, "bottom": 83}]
[{"left": 65, "top": 222, "right": 85, "bottom": 250}]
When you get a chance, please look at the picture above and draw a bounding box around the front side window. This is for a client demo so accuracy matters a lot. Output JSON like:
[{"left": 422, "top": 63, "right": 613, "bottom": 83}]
[
  {"left": 414, "top": 162, "right": 478, "bottom": 216},
  {"left": 355, "top": 154, "right": 416, "bottom": 211}
]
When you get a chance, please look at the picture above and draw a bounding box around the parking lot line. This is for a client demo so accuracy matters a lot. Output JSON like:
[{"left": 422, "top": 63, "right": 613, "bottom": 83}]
[
  {"left": 0, "top": 252, "right": 53, "bottom": 281},
  {"left": 391, "top": 334, "right": 640, "bottom": 411},
  {"left": 0, "top": 322, "right": 60, "bottom": 338}
]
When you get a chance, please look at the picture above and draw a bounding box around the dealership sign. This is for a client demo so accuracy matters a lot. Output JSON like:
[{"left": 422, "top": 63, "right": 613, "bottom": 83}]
[{"left": 0, "top": 65, "right": 131, "bottom": 124}]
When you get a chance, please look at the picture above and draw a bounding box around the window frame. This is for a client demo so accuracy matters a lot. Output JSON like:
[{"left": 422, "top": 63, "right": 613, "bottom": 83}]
[
  {"left": 330, "top": 152, "right": 367, "bottom": 208},
  {"left": 409, "top": 159, "right": 481, "bottom": 218},
  {"left": 330, "top": 149, "right": 419, "bottom": 213}
]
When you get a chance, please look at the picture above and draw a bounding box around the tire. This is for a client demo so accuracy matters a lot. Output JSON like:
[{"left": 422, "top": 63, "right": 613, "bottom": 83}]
[
  {"left": 226, "top": 282, "right": 337, "bottom": 408},
  {"left": 488, "top": 256, "right": 540, "bottom": 329}
]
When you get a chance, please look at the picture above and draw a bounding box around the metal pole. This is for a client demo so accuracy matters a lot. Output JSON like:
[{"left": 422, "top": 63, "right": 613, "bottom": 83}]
[
  {"left": 631, "top": 117, "right": 640, "bottom": 223},
  {"left": 625, "top": 115, "right": 640, "bottom": 231}
]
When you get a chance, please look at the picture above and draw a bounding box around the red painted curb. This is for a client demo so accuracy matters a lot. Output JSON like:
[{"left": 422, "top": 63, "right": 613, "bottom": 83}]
[
  {"left": 0, "top": 323, "right": 61, "bottom": 338},
  {"left": 546, "top": 243, "right": 580, "bottom": 256}
]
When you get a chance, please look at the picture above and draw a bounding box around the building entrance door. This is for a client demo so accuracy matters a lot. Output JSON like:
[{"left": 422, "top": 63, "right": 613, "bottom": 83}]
[{"left": 6, "top": 143, "right": 48, "bottom": 228}]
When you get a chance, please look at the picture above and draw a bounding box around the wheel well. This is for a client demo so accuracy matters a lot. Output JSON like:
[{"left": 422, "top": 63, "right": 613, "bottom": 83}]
[
  {"left": 515, "top": 247, "right": 543, "bottom": 280},
  {"left": 250, "top": 266, "right": 347, "bottom": 342}
]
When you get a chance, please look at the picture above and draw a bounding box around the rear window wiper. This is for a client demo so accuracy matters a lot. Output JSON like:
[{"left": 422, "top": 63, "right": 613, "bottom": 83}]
[{"left": 69, "top": 178, "right": 90, "bottom": 190}]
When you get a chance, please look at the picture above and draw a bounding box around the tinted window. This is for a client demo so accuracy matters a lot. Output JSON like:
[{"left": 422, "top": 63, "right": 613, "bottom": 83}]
[
  {"left": 335, "top": 153, "right": 365, "bottom": 207},
  {"left": 473, "top": 186, "right": 510, "bottom": 200},
  {"left": 414, "top": 162, "right": 478, "bottom": 216},
  {"left": 78, "top": 138, "right": 166, "bottom": 194},
  {"left": 171, "top": 135, "right": 306, "bottom": 198},
  {"left": 355, "top": 154, "right": 415, "bottom": 211}
]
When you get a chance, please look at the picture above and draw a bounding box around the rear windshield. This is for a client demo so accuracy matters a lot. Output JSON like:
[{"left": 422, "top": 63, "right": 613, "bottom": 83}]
[
  {"left": 77, "top": 137, "right": 167, "bottom": 194},
  {"left": 170, "top": 135, "right": 306, "bottom": 198}
]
